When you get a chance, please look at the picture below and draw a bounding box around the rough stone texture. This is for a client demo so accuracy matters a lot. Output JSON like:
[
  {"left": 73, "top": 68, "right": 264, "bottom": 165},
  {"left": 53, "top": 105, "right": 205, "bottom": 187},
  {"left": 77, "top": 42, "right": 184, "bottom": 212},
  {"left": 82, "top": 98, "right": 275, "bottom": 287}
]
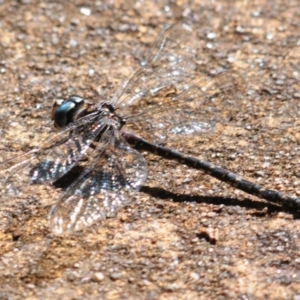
[{"left": 0, "top": 0, "right": 300, "bottom": 299}]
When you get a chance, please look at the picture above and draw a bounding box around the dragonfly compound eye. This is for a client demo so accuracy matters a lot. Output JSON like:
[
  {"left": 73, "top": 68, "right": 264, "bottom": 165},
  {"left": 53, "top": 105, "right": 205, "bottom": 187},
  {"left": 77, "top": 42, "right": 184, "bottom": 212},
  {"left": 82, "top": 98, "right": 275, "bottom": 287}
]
[{"left": 52, "top": 96, "right": 84, "bottom": 128}]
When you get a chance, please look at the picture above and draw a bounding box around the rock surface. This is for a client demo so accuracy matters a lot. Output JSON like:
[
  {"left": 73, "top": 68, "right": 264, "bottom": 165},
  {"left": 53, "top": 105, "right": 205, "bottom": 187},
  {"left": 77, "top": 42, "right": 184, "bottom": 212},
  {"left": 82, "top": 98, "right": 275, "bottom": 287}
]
[{"left": 0, "top": 1, "right": 299, "bottom": 299}]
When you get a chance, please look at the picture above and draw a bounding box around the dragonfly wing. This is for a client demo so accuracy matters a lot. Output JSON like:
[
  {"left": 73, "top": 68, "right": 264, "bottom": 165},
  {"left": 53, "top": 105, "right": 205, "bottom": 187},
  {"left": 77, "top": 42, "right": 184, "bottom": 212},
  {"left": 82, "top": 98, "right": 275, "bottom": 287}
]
[
  {"left": 49, "top": 131, "right": 147, "bottom": 234},
  {"left": 111, "top": 23, "right": 246, "bottom": 143},
  {"left": 113, "top": 23, "right": 199, "bottom": 108},
  {"left": 122, "top": 70, "right": 245, "bottom": 146},
  {"left": 0, "top": 110, "right": 108, "bottom": 198},
  {"left": 29, "top": 110, "right": 109, "bottom": 184}
]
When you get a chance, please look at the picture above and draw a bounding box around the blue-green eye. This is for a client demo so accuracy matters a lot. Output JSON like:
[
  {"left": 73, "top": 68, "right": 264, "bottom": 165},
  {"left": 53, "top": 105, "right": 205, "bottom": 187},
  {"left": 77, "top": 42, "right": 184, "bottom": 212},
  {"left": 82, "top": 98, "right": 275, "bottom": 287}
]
[{"left": 52, "top": 96, "right": 84, "bottom": 128}]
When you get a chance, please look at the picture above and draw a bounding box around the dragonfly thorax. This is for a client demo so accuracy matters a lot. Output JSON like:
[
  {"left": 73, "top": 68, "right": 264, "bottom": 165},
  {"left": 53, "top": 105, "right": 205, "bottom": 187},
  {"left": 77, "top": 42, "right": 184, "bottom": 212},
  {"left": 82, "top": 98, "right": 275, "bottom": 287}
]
[{"left": 99, "top": 102, "right": 126, "bottom": 130}]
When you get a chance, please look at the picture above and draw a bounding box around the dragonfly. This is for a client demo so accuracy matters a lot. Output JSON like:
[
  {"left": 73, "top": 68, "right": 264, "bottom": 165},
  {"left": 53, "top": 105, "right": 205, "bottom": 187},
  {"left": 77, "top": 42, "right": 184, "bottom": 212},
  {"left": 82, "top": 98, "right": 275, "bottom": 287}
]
[{"left": 0, "top": 23, "right": 299, "bottom": 235}]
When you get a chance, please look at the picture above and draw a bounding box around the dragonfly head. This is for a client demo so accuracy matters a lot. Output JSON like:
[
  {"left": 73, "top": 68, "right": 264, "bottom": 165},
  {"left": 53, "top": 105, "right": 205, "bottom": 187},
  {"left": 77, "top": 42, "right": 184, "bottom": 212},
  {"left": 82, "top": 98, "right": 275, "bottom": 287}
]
[{"left": 52, "top": 96, "right": 84, "bottom": 128}]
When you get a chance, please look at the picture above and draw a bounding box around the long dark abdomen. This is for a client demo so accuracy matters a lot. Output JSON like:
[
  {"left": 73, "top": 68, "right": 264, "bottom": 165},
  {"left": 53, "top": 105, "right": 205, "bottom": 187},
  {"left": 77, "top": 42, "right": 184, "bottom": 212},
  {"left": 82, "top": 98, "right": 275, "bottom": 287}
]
[{"left": 122, "top": 131, "right": 300, "bottom": 210}]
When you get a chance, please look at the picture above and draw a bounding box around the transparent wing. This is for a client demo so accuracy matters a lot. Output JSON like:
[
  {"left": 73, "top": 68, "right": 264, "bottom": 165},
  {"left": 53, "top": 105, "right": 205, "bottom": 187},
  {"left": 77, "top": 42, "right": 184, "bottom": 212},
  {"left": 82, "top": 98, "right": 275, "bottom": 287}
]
[
  {"left": 112, "top": 23, "right": 199, "bottom": 108},
  {"left": 110, "top": 22, "right": 246, "bottom": 142},
  {"left": 0, "top": 109, "right": 108, "bottom": 197},
  {"left": 49, "top": 130, "right": 147, "bottom": 234},
  {"left": 126, "top": 70, "right": 245, "bottom": 142}
]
